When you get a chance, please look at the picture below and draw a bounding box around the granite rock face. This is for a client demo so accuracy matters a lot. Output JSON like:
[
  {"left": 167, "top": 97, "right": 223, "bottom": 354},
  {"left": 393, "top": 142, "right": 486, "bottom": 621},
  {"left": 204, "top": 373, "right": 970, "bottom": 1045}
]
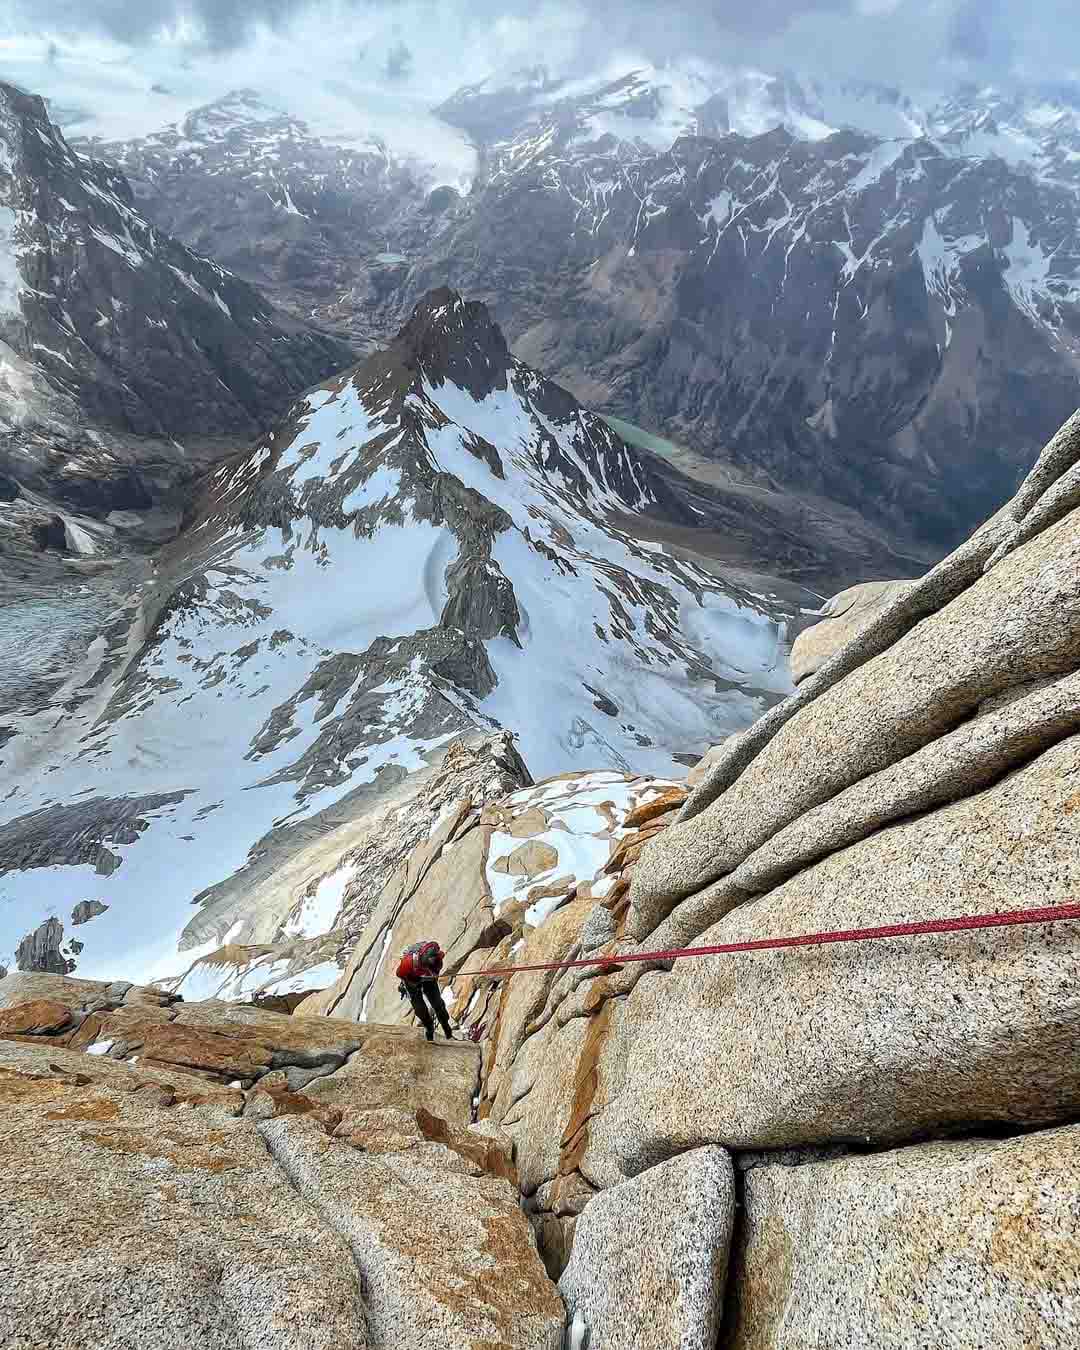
[
  {"left": 307, "top": 770, "right": 686, "bottom": 1031},
  {"left": 789, "top": 579, "right": 915, "bottom": 684},
  {"left": 730, "top": 1126, "right": 1080, "bottom": 1350},
  {"left": 424, "top": 409, "right": 1080, "bottom": 1342},
  {"left": 260, "top": 1114, "right": 565, "bottom": 1350},
  {"left": 559, "top": 1147, "right": 735, "bottom": 1350},
  {"left": 0, "top": 1050, "right": 369, "bottom": 1350}
]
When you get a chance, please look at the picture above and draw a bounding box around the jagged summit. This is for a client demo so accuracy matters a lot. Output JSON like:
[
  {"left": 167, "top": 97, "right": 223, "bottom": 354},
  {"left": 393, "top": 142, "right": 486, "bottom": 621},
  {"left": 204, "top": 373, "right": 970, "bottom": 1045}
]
[
  {"left": 0, "top": 290, "right": 795, "bottom": 989},
  {"left": 395, "top": 288, "right": 512, "bottom": 397}
]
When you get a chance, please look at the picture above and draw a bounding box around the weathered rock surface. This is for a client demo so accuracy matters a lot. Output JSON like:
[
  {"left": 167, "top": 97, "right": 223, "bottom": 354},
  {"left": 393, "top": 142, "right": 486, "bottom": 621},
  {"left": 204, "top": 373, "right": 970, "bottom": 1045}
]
[
  {"left": 260, "top": 1113, "right": 565, "bottom": 1350},
  {"left": 789, "top": 579, "right": 915, "bottom": 684},
  {"left": 584, "top": 731, "right": 1080, "bottom": 1168},
  {"left": 559, "top": 1147, "right": 735, "bottom": 1350},
  {"left": 0, "top": 1039, "right": 241, "bottom": 1113},
  {"left": 730, "top": 1126, "right": 1080, "bottom": 1349},
  {"left": 0, "top": 991, "right": 565, "bottom": 1348},
  {"left": 0, "top": 973, "right": 362, "bottom": 1089},
  {"left": 303, "top": 1026, "right": 480, "bottom": 1127},
  {"left": 308, "top": 771, "right": 682, "bottom": 1030},
  {"left": 0, "top": 1052, "right": 368, "bottom": 1349}
]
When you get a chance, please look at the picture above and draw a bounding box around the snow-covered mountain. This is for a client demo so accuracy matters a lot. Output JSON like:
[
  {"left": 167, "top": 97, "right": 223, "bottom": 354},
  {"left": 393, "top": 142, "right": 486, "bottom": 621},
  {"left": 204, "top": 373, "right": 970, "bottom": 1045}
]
[
  {"left": 0, "top": 81, "right": 351, "bottom": 571},
  {"left": 0, "top": 290, "right": 796, "bottom": 988},
  {"left": 0, "top": 81, "right": 353, "bottom": 797},
  {"left": 90, "top": 65, "right": 1080, "bottom": 560},
  {"left": 84, "top": 91, "right": 439, "bottom": 347},
  {"left": 406, "top": 70, "right": 1080, "bottom": 555}
]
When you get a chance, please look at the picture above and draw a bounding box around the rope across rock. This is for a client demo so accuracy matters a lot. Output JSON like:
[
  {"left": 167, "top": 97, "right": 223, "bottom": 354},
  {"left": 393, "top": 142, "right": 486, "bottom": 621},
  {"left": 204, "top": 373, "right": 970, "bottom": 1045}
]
[{"left": 448, "top": 901, "right": 1080, "bottom": 980}]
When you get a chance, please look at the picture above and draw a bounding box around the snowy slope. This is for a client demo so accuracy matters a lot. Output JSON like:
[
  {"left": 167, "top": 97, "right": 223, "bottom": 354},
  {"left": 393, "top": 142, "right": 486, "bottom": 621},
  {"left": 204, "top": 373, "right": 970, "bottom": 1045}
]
[{"left": 0, "top": 290, "right": 792, "bottom": 987}]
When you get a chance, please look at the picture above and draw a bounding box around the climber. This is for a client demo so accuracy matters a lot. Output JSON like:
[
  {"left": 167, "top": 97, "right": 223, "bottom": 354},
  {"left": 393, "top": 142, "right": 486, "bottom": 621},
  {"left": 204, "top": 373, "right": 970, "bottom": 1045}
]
[{"left": 397, "top": 940, "right": 455, "bottom": 1041}]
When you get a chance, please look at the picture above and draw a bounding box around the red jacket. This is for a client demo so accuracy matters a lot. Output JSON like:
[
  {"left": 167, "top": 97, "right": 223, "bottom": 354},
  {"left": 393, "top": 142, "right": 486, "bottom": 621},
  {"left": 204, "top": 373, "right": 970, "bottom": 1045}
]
[{"left": 397, "top": 943, "right": 444, "bottom": 984}]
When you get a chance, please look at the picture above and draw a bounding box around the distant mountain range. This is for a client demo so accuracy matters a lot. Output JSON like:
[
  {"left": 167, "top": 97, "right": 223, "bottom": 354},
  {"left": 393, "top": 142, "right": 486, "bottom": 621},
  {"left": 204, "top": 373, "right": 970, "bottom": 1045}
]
[{"left": 81, "top": 63, "right": 1080, "bottom": 560}]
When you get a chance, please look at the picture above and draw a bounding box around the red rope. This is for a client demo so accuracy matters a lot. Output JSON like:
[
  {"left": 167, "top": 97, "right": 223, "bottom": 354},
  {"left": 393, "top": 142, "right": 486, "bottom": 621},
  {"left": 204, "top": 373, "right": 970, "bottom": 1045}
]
[{"left": 447, "top": 902, "right": 1080, "bottom": 981}]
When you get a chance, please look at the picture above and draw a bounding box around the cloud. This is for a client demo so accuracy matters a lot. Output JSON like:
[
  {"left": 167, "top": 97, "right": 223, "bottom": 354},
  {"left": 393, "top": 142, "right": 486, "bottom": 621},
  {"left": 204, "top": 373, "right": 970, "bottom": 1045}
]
[
  {"left": 948, "top": 0, "right": 1011, "bottom": 66},
  {"left": 7, "top": 0, "right": 1078, "bottom": 90},
  {"left": 384, "top": 37, "right": 412, "bottom": 80},
  {"left": 10, "top": 0, "right": 845, "bottom": 54},
  {"left": 2, "top": 0, "right": 1079, "bottom": 180}
]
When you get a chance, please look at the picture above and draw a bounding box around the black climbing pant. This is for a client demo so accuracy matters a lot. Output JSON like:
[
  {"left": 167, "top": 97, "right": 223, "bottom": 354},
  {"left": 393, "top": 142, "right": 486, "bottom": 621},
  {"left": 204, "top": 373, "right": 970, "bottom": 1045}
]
[{"left": 406, "top": 979, "right": 453, "bottom": 1037}]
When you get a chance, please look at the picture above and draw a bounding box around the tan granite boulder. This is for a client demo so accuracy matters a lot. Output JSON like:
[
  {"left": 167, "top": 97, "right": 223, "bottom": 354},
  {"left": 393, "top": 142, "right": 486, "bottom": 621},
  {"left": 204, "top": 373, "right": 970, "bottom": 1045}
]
[
  {"left": 730, "top": 1125, "right": 1080, "bottom": 1349},
  {"left": 559, "top": 1146, "right": 735, "bottom": 1350},
  {"left": 303, "top": 1025, "right": 480, "bottom": 1126},
  {"left": 0, "top": 999, "right": 73, "bottom": 1035},
  {"left": 789, "top": 580, "right": 915, "bottom": 684},
  {"left": 0, "top": 1053, "right": 368, "bottom": 1348},
  {"left": 74, "top": 1001, "right": 370, "bottom": 1087},
  {"left": 259, "top": 1113, "right": 565, "bottom": 1349}
]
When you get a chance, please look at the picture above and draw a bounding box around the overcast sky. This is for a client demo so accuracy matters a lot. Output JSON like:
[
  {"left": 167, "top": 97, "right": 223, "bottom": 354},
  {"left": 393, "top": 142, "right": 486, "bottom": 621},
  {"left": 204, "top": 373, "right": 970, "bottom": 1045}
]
[
  {"left": 6, "top": 0, "right": 1079, "bottom": 78},
  {"left": 0, "top": 1, "right": 1077, "bottom": 179}
]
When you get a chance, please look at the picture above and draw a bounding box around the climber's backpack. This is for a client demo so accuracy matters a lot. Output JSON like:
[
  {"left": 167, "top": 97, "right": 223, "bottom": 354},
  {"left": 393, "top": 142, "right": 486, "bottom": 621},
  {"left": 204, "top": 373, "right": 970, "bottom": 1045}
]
[{"left": 402, "top": 940, "right": 440, "bottom": 966}]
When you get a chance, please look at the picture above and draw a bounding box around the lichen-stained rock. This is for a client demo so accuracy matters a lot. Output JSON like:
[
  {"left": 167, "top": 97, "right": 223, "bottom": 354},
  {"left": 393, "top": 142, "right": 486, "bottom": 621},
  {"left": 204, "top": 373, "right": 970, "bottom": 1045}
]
[
  {"left": 120, "top": 1003, "right": 370, "bottom": 1085},
  {"left": 0, "top": 999, "right": 73, "bottom": 1035},
  {"left": 559, "top": 1147, "right": 735, "bottom": 1350},
  {"left": 0, "top": 990, "right": 372, "bottom": 1088},
  {"left": 0, "top": 1041, "right": 243, "bottom": 1113},
  {"left": 729, "top": 1126, "right": 1080, "bottom": 1350},
  {"left": 789, "top": 580, "right": 915, "bottom": 685},
  {"left": 304, "top": 1025, "right": 479, "bottom": 1127},
  {"left": 501, "top": 997, "right": 630, "bottom": 1199},
  {"left": 260, "top": 1114, "right": 565, "bottom": 1350},
  {"left": 0, "top": 1060, "right": 367, "bottom": 1349},
  {"left": 584, "top": 734, "right": 1080, "bottom": 1170}
]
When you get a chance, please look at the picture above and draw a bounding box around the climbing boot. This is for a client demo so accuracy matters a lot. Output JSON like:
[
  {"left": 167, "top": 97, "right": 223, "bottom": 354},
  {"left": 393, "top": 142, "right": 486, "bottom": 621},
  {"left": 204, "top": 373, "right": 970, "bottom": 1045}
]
[
  {"left": 425, "top": 1027, "right": 435, "bottom": 1042},
  {"left": 442, "top": 1026, "right": 455, "bottom": 1040}
]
